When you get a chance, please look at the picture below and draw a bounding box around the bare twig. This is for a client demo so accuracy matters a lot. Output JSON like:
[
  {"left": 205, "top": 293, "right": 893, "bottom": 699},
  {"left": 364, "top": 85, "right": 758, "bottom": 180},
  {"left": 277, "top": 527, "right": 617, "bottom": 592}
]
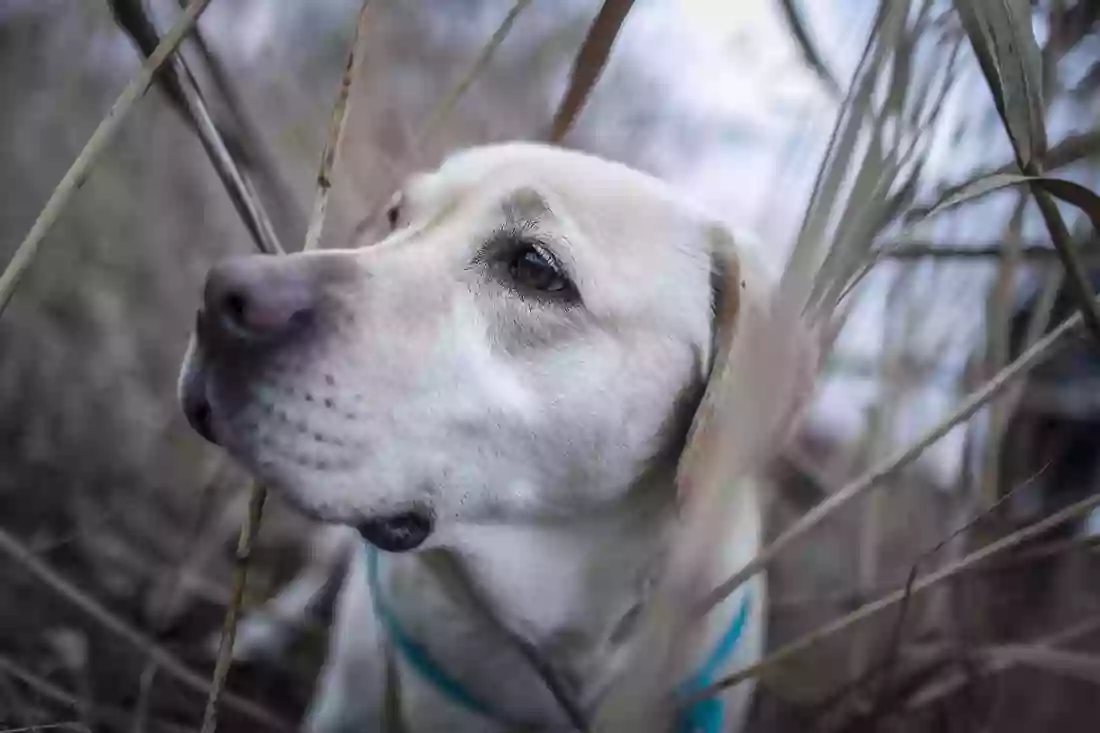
[
  {"left": 697, "top": 297, "right": 1090, "bottom": 618},
  {"left": 883, "top": 242, "right": 1099, "bottom": 262},
  {"left": 548, "top": 0, "right": 636, "bottom": 142},
  {"left": 107, "top": 0, "right": 284, "bottom": 255},
  {"left": 348, "top": 0, "right": 536, "bottom": 245},
  {"left": 0, "top": 0, "right": 215, "bottom": 315},
  {"left": 1029, "top": 177, "right": 1100, "bottom": 349},
  {"left": 936, "top": 127, "right": 1100, "bottom": 205},
  {"left": 686, "top": 487, "right": 1100, "bottom": 704},
  {"left": 198, "top": 483, "right": 268, "bottom": 733},
  {"left": 0, "top": 526, "right": 290, "bottom": 731},
  {"left": 775, "top": 0, "right": 842, "bottom": 97},
  {"left": 905, "top": 614, "right": 1100, "bottom": 709},
  {"left": 199, "top": 3, "right": 370, "bottom": 731},
  {"left": 302, "top": 1, "right": 372, "bottom": 254},
  {"left": 417, "top": 0, "right": 537, "bottom": 144},
  {"left": 0, "top": 651, "right": 191, "bottom": 733}
]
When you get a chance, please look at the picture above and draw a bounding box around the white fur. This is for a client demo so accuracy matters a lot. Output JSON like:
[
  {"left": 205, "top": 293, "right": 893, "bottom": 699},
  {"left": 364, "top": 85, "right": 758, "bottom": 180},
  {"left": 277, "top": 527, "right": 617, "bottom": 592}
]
[{"left": 180, "top": 143, "right": 784, "bottom": 732}]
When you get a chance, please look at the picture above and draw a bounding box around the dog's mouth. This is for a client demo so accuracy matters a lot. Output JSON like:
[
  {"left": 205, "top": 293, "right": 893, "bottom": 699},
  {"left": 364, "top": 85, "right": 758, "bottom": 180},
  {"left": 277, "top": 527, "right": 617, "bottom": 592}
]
[
  {"left": 181, "top": 339, "right": 437, "bottom": 552},
  {"left": 357, "top": 510, "right": 435, "bottom": 552}
]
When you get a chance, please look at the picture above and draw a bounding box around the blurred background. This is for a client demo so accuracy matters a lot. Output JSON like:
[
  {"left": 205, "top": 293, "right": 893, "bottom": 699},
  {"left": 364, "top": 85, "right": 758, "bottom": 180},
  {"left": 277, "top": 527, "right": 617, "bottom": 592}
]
[{"left": 2, "top": 0, "right": 1099, "bottom": 731}]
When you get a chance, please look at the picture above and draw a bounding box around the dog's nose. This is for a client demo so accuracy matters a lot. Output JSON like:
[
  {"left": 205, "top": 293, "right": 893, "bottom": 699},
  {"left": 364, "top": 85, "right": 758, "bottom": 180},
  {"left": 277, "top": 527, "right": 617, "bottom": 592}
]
[{"left": 203, "top": 255, "right": 316, "bottom": 343}]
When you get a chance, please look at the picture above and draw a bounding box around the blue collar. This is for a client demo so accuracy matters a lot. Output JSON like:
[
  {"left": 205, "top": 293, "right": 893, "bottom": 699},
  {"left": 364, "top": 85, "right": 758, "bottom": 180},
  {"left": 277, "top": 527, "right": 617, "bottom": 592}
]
[{"left": 366, "top": 544, "right": 749, "bottom": 733}]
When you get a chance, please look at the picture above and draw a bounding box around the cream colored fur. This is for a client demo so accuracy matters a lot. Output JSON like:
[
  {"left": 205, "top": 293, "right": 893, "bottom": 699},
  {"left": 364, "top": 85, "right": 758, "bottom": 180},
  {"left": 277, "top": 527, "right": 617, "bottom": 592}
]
[{"left": 179, "top": 142, "right": 791, "bottom": 732}]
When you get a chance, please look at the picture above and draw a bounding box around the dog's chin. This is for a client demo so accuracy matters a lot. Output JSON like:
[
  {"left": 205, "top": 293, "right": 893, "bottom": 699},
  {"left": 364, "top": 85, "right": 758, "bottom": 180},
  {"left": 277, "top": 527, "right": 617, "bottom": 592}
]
[{"left": 356, "top": 510, "right": 435, "bottom": 552}]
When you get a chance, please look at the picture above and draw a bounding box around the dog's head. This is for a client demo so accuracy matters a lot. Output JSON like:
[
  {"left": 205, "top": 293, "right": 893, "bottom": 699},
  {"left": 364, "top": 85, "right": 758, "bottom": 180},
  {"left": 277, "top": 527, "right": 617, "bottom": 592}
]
[{"left": 179, "top": 143, "right": 774, "bottom": 552}]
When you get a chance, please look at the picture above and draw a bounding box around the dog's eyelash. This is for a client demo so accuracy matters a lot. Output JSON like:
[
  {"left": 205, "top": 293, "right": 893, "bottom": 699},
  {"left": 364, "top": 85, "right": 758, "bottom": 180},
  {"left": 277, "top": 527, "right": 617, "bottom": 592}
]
[{"left": 473, "top": 229, "right": 580, "bottom": 304}]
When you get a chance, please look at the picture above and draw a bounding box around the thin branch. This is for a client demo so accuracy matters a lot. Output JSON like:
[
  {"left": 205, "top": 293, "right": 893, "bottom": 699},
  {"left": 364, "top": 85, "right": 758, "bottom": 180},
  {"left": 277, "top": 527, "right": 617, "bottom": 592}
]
[
  {"left": 198, "top": 483, "right": 267, "bottom": 733},
  {"left": 775, "top": 0, "right": 842, "bottom": 97},
  {"left": 685, "top": 487, "right": 1100, "bottom": 705},
  {"left": 107, "top": 0, "right": 284, "bottom": 255},
  {"left": 696, "top": 298, "right": 1090, "bottom": 618},
  {"left": 0, "top": 652, "right": 187, "bottom": 733},
  {"left": 983, "top": 645, "right": 1100, "bottom": 685},
  {"left": 1029, "top": 177, "right": 1100, "bottom": 349},
  {"left": 0, "top": 0, "right": 215, "bottom": 315},
  {"left": 883, "top": 242, "right": 1099, "bottom": 262},
  {"left": 904, "top": 614, "right": 1100, "bottom": 709},
  {"left": 0, "top": 526, "right": 290, "bottom": 731},
  {"left": 548, "top": 0, "right": 636, "bottom": 142},
  {"left": 302, "top": 0, "right": 372, "bottom": 254},
  {"left": 417, "top": 0, "right": 537, "bottom": 145},
  {"left": 348, "top": 0, "right": 537, "bottom": 244},
  {"left": 200, "top": 3, "right": 370, "bottom": 731},
  {"left": 936, "top": 127, "right": 1100, "bottom": 204}
]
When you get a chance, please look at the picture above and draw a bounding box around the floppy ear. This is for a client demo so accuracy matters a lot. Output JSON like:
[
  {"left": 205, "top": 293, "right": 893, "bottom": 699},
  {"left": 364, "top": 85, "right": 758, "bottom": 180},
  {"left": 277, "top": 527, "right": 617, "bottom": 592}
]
[{"left": 676, "top": 224, "right": 818, "bottom": 502}]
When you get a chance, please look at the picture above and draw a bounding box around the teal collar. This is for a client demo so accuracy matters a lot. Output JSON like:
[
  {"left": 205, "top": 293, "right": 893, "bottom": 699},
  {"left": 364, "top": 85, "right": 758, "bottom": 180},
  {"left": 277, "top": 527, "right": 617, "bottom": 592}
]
[{"left": 366, "top": 544, "right": 749, "bottom": 733}]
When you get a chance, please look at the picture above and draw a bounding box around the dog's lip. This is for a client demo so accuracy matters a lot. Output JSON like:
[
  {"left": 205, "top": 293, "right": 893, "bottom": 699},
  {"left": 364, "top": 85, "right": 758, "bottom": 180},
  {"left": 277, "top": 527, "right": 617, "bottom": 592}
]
[
  {"left": 357, "top": 510, "right": 434, "bottom": 553},
  {"left": 185, "top": 396, "right": 218, "bottom": 445}
]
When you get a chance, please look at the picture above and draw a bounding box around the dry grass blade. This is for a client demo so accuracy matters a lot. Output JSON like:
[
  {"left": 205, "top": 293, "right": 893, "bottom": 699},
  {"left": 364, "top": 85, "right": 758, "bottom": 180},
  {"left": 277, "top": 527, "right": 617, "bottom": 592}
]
[
  {"left": 905, "top": 614, "right": 1100, "bottom": 709},
  {"left": 548, "top": 0, "right": 636, "bottom": 143},
  {"left": 0, "top": 0, "right": 214, "bottom": 316},
  {"left": 685, "top": 486, "right": 1100, "bottom": 704},
  {"left": 938, "top": 126, "right": 1100, "bottom": 203},
  {"left": 952, "top": 0, "right": 1047, "bottom": 165},
  {"left": 884, "top": 242, "right": 1097, "bottom": 262},
  {"left": 198, "top": 484, "right": 267, "bottom": 733},
  {"left": 107, "top": 0, "right": 284, "bottom": 255},
  {"left": 983, "top": 645, "right": 1100, "bottom": 684},
  {"left": 953, "top": 1, "right": 1100, "bottom": 354},
  {"left": 0, "top": 651, "right": 189, "bottom": 733},
  {"left": 302, "top": 1, "right": 372, "bottom": 254},
  {"left": 417, "top": 0, "right": 536, "bottom": 144},
  {"left": 0, "top": 526, "right": 290, "bottom": 731},
  {"left": 775, "top": 0, "right": 842, "bottom": 97},
  {"left": 696, "top": 295, "right": 1091, "bottom": 618},
  {"left": 349, "top": 0, "right": 537, "bottom": 243},
  {"left": 199, "top": 4, "right": 370, "bottom": 731}
]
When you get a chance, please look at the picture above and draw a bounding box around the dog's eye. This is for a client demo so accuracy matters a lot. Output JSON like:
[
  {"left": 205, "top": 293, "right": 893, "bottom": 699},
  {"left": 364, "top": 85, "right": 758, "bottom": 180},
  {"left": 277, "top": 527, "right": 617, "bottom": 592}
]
[
  {"left": 385, "top": 192, "right": 403, "bottom": 231},
  {"left": 507, "top": 244, "right": 572, "bottom": 296}
]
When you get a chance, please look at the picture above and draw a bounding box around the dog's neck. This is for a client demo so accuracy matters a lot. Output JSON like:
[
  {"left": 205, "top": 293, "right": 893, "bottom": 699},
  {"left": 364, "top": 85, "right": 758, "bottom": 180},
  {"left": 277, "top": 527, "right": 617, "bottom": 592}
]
[{"left": 411, "top": 467, "right": 679, "bottom": 687}]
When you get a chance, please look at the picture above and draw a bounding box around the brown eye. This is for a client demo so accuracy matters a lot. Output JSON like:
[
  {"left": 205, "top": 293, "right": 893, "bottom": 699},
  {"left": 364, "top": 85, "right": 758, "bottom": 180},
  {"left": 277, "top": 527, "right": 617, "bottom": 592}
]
[
  {"left": 385, "top": 192, "right": 403, "bottom": 231},
  {"left": 508, "top": 245, "right": 571, "bottom": 294}
]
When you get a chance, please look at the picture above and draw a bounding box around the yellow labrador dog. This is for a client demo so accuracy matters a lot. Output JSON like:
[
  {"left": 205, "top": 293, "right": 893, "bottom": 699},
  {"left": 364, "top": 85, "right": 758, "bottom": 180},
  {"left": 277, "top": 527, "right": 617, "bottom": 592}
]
[{"left": 179, "top": 143, "right": 786, "bottom": 732}]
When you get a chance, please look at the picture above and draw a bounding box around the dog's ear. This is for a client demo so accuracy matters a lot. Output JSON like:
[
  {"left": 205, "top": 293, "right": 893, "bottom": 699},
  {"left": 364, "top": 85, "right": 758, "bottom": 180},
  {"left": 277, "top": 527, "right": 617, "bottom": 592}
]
[{"left": 676, "top": 224, "right": 818, "bottom": 501}]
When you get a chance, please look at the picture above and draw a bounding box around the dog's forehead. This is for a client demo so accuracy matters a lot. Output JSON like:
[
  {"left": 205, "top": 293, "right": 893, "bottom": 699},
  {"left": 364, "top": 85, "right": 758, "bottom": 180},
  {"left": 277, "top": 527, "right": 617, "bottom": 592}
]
[
  {"left": 422, "top": 143, "right": 710, "bottom": 261},
  {"left": 409, "top": 143, "right": 719, "bottom": 346}
]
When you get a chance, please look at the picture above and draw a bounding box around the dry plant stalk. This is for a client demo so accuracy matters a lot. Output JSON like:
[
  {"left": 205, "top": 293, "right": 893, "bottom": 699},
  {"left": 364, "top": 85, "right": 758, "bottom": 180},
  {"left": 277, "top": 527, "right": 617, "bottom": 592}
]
[
  {"left": 198, "top": 3, "right": 371, "bottom": 731},
  {"left": 953, "top": 0, "right": 1100, "bottom": 349},
  {"left": 687, "top": 482, "right": 1100, "bottom": 704},
  {"left": 107, "top": 0, "right": 283, "bottom": 255},
  {"left": 696, "top": 295, "right": 1091, "bottom": 618},
  {"left": 0, "top": 0, "right": 214, "bottom": 315},
  {"left": 0, "top": 527, "right": 289, "bottom": 730},
  {"left": 417, "top": 0, "right": 537, "bottom": 145},
  {"left": 349, "top": 0, "right": 538, "bottom": 245},
  {"left": 549, "top": 0, "right": 636, "bottom": 143}
]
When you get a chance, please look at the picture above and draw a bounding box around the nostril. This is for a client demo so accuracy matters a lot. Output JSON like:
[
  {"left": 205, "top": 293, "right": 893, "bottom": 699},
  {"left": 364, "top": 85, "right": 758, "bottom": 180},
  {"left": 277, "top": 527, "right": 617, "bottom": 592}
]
[
  {"left": 204, "top": 255, "right": 318, "bottom": 343},
  {"left": 185, "top": 397, "right": 217, "bottom": 445},
  {"left": 220, "top": 290, "right": 249, "bottom": 334}
]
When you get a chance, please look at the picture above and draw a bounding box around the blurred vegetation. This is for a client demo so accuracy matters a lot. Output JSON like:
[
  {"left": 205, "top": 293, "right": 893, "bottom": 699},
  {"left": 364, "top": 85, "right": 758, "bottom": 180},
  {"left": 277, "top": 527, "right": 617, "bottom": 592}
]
[{"left": 1, "top": 1, "right": 1100, "bottom": 732}]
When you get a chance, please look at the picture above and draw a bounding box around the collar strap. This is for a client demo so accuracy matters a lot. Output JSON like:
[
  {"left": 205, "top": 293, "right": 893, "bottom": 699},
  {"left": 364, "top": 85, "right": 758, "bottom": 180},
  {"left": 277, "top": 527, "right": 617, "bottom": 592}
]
[{"left": 365, "top": 544, "right": 749, "bottom": 732}]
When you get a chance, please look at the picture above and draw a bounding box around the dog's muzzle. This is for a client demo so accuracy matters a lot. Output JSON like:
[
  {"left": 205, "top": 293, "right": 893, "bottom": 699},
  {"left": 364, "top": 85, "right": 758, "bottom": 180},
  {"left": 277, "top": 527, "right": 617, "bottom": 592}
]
[{"left": 181, "top": 254, "right": 319, "bottom": 445}]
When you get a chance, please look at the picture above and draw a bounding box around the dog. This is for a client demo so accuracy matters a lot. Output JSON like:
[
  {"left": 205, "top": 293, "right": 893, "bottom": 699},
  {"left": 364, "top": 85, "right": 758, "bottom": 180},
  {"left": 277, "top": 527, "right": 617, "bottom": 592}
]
[{"left": 179, "top": 142, "right": 806, "bottom": 732}]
